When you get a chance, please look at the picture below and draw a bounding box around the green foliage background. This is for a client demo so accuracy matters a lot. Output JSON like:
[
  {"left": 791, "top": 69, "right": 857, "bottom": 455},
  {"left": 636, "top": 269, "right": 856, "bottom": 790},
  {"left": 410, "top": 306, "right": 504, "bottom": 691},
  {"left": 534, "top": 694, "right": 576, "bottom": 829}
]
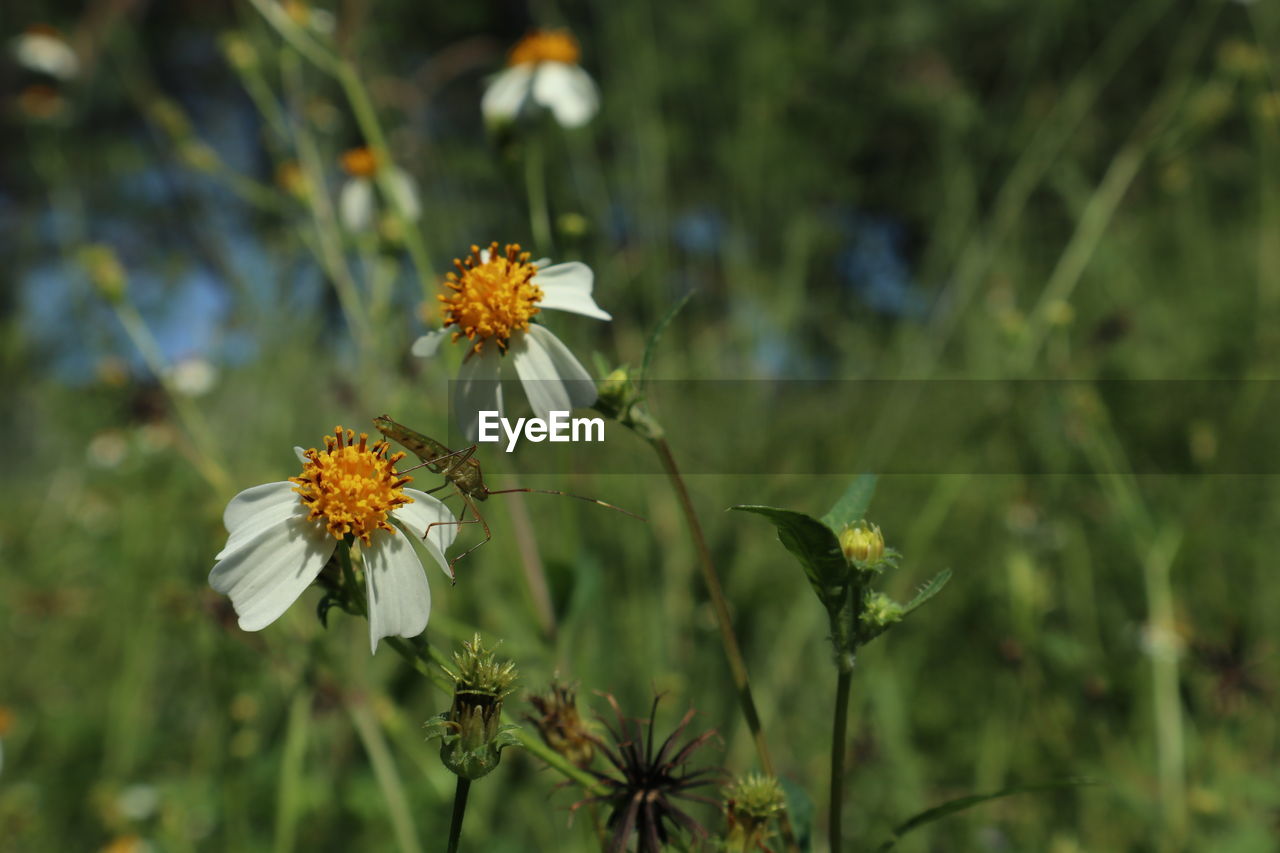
[{"left": 3, "top": 0, "right": 1279, "bottom": 850}]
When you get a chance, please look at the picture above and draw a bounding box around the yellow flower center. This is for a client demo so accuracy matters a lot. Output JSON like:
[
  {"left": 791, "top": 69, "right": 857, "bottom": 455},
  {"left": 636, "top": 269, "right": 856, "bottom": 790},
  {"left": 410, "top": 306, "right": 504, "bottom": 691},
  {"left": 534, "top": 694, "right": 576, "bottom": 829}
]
[
  {"left": 508, "top": 29, "right": 581, "bottom": 67},
  {"left": 341, "top": 146, "right": 378, "bottom": 178},
  {"left": 290, "top": 427, "right": 413, "bottom": 545},
  {"left": 439, "top": 242, "right": 544, "bottom": 353}
]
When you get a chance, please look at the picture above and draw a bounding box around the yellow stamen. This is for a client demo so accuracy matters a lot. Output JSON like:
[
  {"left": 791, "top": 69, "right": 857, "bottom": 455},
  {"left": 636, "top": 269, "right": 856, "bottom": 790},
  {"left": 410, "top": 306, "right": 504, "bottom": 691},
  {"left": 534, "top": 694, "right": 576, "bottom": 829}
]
[
  {"left": 290, "top": 427, "right": 413, "bottom": 545},
  {"left": 508, "top": 29, "right": 581, "bottom": 67},
  {"left": 341, "top": 146, "right": 378, "bottom": 178},
  {"left": 438, "top": 242, "right": 543, "bottom": 354}
]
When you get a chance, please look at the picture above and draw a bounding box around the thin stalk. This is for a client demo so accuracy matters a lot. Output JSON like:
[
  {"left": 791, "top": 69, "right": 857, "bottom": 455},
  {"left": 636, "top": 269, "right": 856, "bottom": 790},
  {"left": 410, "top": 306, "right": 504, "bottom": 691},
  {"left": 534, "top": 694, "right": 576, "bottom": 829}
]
[
  {"left": 829, "top": 668, "right": 853, "bottom": 853},
  {"left": 111, "top": 301, "right": 231, "bottom": 495},
  {"left": 649, "top": 437, "right": 799, "bottom": 853},
  {"left": 525, "top": 133, "right": 553, "bottom": 252},
  {"left": 446, "top": 777, "right": 471, "bottom": 853}
]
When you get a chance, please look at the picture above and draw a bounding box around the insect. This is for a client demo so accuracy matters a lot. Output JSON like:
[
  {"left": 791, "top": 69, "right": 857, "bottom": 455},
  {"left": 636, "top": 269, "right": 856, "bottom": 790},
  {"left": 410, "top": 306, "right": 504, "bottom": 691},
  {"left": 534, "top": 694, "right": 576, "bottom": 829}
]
[{"left": 373, "top": 415, "right": 644, "bottom": 579}]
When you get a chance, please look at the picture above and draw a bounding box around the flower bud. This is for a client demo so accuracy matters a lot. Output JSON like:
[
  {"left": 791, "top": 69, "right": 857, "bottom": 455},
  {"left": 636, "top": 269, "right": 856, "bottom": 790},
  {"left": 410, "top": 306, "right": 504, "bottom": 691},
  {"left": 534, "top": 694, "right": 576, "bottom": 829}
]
[
  {"left": 839, "top": 520, "right": 884, "bottom": 565},
  {"left": 527, "top": 681, "right": 594, "bottom": 768},
  {"left": 722, "top": 772, "right": 786, "bottom": 852},
  {"left": 425, "top": 634, "right": 521, "bottom": 780}
]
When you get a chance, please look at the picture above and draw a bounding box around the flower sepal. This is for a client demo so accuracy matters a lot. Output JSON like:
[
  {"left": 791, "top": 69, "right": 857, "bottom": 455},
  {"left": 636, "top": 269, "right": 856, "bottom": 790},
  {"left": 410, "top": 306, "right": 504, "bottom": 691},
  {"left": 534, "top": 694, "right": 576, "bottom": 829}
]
[{"left": 427, "top": 634, "right": 521, "bottom": 781}]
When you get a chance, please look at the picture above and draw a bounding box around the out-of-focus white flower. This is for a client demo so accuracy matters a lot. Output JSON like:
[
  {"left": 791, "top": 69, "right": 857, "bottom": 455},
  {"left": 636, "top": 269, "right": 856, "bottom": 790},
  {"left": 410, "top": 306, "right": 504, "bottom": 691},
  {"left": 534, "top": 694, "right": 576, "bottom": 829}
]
[
  {"left": 481, "top": 29, "right": 599, "bottom": 129},
  {"left": 87, "top": 430, "right": 129, "bottom": 469},
  {"left": 166, "top": 357, "right": 218, "bottom": 397},
  {"left": 12, "top": 25, "right": 79, "bottom": 80},
  {"left": 412, "top": 243, "right": 610, "bottom": 439},
  {"left": 117, "top": 784, "right": 161, "bottom": 822},
  {"left": 209, "top": 428, "right": 456, "bottom": 653},
  {"left": 338, "top": 146, "right": 420, "bottom": 232}
]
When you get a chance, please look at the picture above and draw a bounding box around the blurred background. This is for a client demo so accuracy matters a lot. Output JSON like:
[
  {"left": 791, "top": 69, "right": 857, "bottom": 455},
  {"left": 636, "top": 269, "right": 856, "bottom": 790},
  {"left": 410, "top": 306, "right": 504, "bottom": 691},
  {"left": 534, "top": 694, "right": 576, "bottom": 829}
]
[{"left": 4, "top": 0, "right": 1279, "bottom": 850}]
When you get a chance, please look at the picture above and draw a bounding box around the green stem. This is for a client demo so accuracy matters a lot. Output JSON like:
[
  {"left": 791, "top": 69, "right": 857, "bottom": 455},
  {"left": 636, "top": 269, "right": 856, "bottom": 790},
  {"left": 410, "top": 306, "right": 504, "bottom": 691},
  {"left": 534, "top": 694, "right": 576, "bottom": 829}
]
[
  {"left": 446, "top": 777, "right": 471, "bottom": 853},
  {"left": 525, "top": 132, "right": 553, "bottom": 252},
  {"left": 649, "top": 437, "right": 799, "bottom": 853},
  {"left": 829, "top": 668, "right": 853, "bottom": 853}
]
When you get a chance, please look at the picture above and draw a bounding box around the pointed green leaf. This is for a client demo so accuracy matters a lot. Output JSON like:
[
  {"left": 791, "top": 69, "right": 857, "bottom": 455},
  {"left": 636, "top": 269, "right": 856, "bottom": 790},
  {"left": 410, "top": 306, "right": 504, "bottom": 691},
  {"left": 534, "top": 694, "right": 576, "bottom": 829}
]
[
  {"left": 639, "top": 289, "right": 697, "bottom": 386},
  {"left": 901, "top": 569, "right": 952, "bottom": 616},
  {"left": 730, "top": 505, "right": 850, "bottom": 599},
  {"left": 875, "top": 778, "right": 1096, "bottom": 851},
  {"left": 822, "top": 474, "right": 879, "bottom": 532}
]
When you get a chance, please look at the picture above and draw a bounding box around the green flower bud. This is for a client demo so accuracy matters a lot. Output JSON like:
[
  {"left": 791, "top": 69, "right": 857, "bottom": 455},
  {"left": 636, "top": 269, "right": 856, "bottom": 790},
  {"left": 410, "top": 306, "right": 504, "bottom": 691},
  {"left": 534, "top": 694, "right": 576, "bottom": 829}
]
[
  {"left": 839, "top": 520, "right": 884, "bottom": 566},
  {"left": 594, "top": 365, "right": 664, "bottom": 441},
  {"left": 425, "top": 634, "right": 521, "bottom": 780},
  {"left": 722, "top": 772, "right": 787, "bottom": 852},
  {"left": 857, "top": 591, "right": 904, "bottom": 644}
]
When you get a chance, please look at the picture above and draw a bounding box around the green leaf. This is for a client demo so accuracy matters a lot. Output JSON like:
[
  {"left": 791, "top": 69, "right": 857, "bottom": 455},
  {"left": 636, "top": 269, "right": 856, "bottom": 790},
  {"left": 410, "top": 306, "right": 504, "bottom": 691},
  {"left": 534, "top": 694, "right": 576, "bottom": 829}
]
[
  {"left": 639, "top": 290, "right": 697, "bottom": 386},
  {"left": 779, "top": 777, "right": 816, "bottom": 852},
  {"left": 875, "top": 778, "right": 1096, "bottom": 851},
  {"left": 730, "top": 505, "right": 850, "bottom": 599},
  {"left": 901, "top": 569, "right": 953, "bottom": 616},
  {"left": 821, "top": 474, "right": 879, "bottom": 532}
]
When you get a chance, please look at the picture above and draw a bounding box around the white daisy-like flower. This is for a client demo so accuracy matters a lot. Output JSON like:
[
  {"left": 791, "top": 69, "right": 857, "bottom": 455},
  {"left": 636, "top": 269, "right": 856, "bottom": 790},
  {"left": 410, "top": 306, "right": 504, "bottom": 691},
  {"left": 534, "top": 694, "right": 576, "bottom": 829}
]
[
  {"left": 11, "top": 25, "right": 79, "bottom": 80},
  {"left": 481, "top": 29, "right": 599, "bottom": 129},
  {"left": 208, "top": 427, "right": 457, "bottom": 653},
  {"left": 411, "top": 242, "right": 611, "bottom": 440},
  {"left": 337, "top": 147, "right": 420, "bottom": 233}
]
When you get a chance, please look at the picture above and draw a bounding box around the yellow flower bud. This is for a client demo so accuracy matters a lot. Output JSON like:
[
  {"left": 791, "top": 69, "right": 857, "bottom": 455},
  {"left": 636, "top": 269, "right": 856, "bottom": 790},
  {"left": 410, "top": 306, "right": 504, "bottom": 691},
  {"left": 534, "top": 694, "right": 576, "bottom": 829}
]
[{"left": 839, "top": 521, "right": 884, "bottom": 565}]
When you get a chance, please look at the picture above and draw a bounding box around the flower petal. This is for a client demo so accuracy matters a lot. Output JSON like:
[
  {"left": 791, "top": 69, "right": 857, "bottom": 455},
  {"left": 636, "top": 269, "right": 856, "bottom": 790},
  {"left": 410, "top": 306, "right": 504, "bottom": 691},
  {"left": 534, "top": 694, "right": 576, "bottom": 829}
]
[
  {"left": 363, "top": 530, "right": 431, "bottom": 653},
  {"left": 386, "top": 168, "right": 421, "bottom": 221},
  {"left": 339, "top": 178, "right": 375, "bottom": 231},
  {"left": 219, "top": 482, "right": 302, "bottom": 559},
  {"left": 393, "top": 489, "right": 460, "bottom": 573},
  {"left": 481, "top": 65, "right": 534, "bottom": 124},
  {"left": 411, "top": 330, "right": 448, "bottom": 358},
  {"left": 510, "top": 324, "right": 597, "bottom": 419},
  {"left": 454, "top": 346, "right": 504, "bottom": 442},
  {"left": 209, "top": 509, "right": 334, "bottom": 632},
  {"left": 534, "top": 262, "right": 612, "bottom": 321},
  {"left": 531, "top": 62, "right": 599, "bottom": 128}
]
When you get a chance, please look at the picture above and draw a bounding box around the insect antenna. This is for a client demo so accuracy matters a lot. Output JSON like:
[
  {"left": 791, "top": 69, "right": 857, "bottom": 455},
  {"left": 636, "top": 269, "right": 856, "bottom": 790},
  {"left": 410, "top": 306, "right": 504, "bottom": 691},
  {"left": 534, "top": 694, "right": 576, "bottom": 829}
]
[{"left": 484, "top": 487, "right": 646, "bottom": 522}]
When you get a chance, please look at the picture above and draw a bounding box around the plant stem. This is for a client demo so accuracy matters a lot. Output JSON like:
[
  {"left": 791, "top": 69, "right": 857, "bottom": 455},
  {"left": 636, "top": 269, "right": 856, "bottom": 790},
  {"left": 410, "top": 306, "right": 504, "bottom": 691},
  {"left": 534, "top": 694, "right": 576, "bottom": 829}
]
[
  {"left": 649, "top": 437, "right": 799, "bottom": 853},
  {"left": 525, "top": 132, "right": 553, "bottom": 252},
  {"left": 829, "top": 668, "right": 853, "bottom": 853},
  {"left": 446, "top": 777, "right": 471, "bottom": 853}
]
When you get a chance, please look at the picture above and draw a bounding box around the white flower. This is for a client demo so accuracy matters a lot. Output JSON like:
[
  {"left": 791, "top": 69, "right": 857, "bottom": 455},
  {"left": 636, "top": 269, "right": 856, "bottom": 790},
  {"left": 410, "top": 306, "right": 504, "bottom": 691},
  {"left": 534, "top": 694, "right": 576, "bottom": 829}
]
[
  {"left": 166, "top": 357, "right": 218, "bottom": 396},
  {"left": 412, "top": 243, "right": 610, "bottom": 440},
  {"left": 209, "top": 427, "right": 457, "bottom": 652},
  {"left": 338, "top": 147, "right": 420, "bottom": 232},
  {"left": 12, "top": 26, "right": 79, "bottom": 80},
  {"left": 481, "top": 29, "right": 599, "bottom": 129}
]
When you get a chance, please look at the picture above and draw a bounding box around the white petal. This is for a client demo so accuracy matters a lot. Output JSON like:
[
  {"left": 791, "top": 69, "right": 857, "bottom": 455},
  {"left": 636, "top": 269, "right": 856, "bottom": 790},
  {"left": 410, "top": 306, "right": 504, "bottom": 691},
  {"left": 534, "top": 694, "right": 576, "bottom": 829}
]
[
  {"left": 531, "top": 63, "right": 599, "bottom": 128},
  {"left": 534, "top": 262, "right": 612, "bottom": 321},
  {"left": 363, "top": 531, "right": 431, "bottom": 653},
  {"left": 411, "top": 330, "right": 448, "bottom": 358},
  {"left": 481, "top": 65, "right": 534, "bottom": 124},
  {"left": 208, "top": 509, "right": 334, "bottom": 632},
  {"left": 393, "top": 489, "right": 459, "bottom": 578},
  {"left": 386, "top": 168, "right": 421, "bottom": 221},
  {"left": 339, "top": 178, "right": 375, "bottom": 231},
  {"left": 13, "top": 33, "right": 79, "bottom": 80},
  {"left": 219, "top": 482, "right": 301, "bottom": 559},
  {"left": 453, "top": 346, "right": 504, "bottom": 442},
  {"left": 293, "top": 446, "right": 308, "bottom": 465},
  {"left": 510, "top": 324, "right": 597, "bottom": 419}
]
